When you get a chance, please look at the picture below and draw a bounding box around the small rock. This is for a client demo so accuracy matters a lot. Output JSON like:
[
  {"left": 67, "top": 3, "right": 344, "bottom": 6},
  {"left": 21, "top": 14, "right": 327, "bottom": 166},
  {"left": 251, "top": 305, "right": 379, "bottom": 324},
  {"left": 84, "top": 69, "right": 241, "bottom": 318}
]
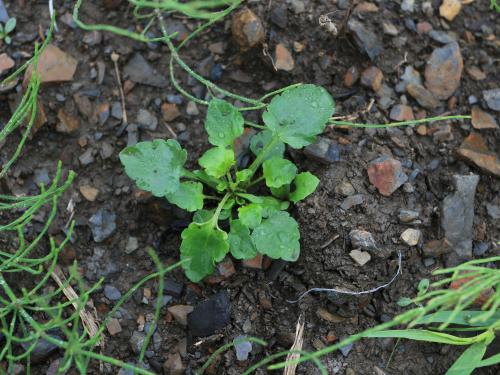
[
  {"left": 164, "top": 278, "right": 183, "bottom": 297},
  {"left": 361, "top": 66, "right": 383, "bottom": 92},
  {"left": 398, "top": 209, "right": 419, "bottom": 223},
  {"left": 429, "top": 30, "right": 457, "bottom": 44},
  {"left": 367, "top": 156, "right": 408, "bottom": 196},
  {"left": 100, "top": 142, "right": 114, "bottom": 159},
  {"left": 83, "top": 31, "right": 102, "bottom": 46},
  {"left": 466, "top": 66, "right": 486, "bottom": 81},
  {"left": 442, "top": 175, "right": 479, "bottom": 259},
  {"left": 354, "top": 2, "right": 379, "bottom": 13},
  {"left": 424, "top": 239, "right": 453, "bottom": 257},
  {"left": 231, "top": 8, "right": 265, "bottom": 51},
  {"left": 104, "top": 285, "right": 122, "bottom": 300},
  {"left": 136, "top": 108, "right": 158, "bottom": 131},
  {"left": 349, "top": 249, "right": 371, "bottom": 266},
  {"left": 129, "top": 331, "right": 146, "bottom": 354},
  {"left": 483, "top": 89, "right": 500, "bottom": 112},
  {"left": 349, "top": 230, "right": 378, "bottom": 252},
  {"left": 79, "top": 148, "right": 95, "bottom": 166},
  {"left": 188, "top": 291, "right": 231, "bottom": 337},
  {"left": 25, "top": 45, "right": 77, "bottom": 83},
  {"left": 163, "top": 353, "right": 184, "bottom": 375},
  {"left": 424, "top": 42, "right": 463, "bottom": 100},
  {"left": 22, "top": 333, "right": 60, "bottom": 363},
  {"left": 96, "top": 102, "right": 110, "bottom": 125},
  {"left": 271, "top": 5, "right": 288, "bottom": 28},
  {"left": 111, "top": 102, "right": 122, "bottom": 119},
  {"left": 433, "top": 124, "right": 454, "bottom": 142},
  {"left": 56, "top": 108, "right": 80, "bottom": 133},
  {"left": 401, "top": 229, "right": 421, "bottom": 246},
  {"left": 168, "top": 305, "right": 193, "bottom": 326},
  {"left": 389, "top": 104, "right": 414, "bottom": 121},
  {"left": 416, "top": 21, "right": 433, "bottom": 34},
  {"left": 486, "top": 203, "right": 500, "bottom": 219},
  {"left": 383, "top": 21, "right": 399, "bottom": 36},
  {"left": 348, "top": 18, "right": 383, "bottom": 61},
  {"left": 0, "top": 1, "right": 9, "bottom": 23},
  {"left": 123, "top": 53, "right": 168, "bottom": 88},
  {"left": 407, "top": 83, "right": 440, "bottom": 109},
  {"left": 416, "top": 125, "right": 427, "bottom": 136},
  {"left": 340, "top": 194, "right": 365, "bottom": 210},
  {"left": 80, "top": 185, "right": 99, "bottom": 202},
  {"left": 89, "top": 208, "right": 116, "bottom": 242},
  {"left": 439, "top": 0, "right": 462, "bottom": 22},
  {"left": 340, "top": 342, "right": 353, "bottom": 357},
  {"left": 471, "top": 106, "right": 498, "bottom": 130},
  {"left": 288, "top": 0, "right": 305, "bottom": 14},
  {"left": 33, "top": 168, "right": 50, "bottom": 186},
  {"left": 336, "top": 181, "right": 356, "bottom": 196},
  {"left": 457, "top": 133, "right": 500, "bottom": 177},
  {"left": 217, "top": 257, "right": 236, "bottom": 279},
  {"left": 401, "top": 0, "right": 415, "bottom": 12},
  {"left": 0, "top": 53, "right": 14, "bottom": 75},
  {"left": 186, "top": 101, "right": 199, "bottom": 116},
  {"left": 304, "top": 137, "right": 341, "bottom": 164},
  {"left": 274, "top": 43, "right": 295, "bottom": 72},
  {"left": 107, "top": 318, "right": 122, "bottom": 335},
  {"left": 343, "top": 66, "right": 359, "bottom": 87},
  {"left": 242, "top": 253, "right": 263, "bottom": 269},
  {"left": 473, "top": 242, "right": 490, "bottom": 257},
  {"left": 161, "top": 103, "right": 181, "bottom": 122},
  {"left": 396, "top": 66, "right": 422, "bottom": 93},
  {"left": 234, "top": 335, "right": 252, "bottom": 361},
  {"left": 125, "top": 236, "right": 139, "bottom": 254}
]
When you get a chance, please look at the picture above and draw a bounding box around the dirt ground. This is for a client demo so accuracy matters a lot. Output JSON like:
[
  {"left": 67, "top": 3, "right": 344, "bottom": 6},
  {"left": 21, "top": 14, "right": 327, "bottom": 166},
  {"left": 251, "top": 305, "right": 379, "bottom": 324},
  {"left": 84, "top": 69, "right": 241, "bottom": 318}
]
[{"left": 1, "top": 0, "right": 499, "bottom": 374}]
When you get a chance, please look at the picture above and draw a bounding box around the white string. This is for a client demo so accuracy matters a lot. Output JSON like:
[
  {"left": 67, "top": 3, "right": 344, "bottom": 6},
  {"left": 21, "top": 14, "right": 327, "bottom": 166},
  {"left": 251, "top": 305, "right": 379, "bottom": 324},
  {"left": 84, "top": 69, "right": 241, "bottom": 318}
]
[
  {"left": 49, "top": 0, "right": 59, "bottom": 32},
  {"left": 287, "top": 250, "right": 403, "bottom": 303}
]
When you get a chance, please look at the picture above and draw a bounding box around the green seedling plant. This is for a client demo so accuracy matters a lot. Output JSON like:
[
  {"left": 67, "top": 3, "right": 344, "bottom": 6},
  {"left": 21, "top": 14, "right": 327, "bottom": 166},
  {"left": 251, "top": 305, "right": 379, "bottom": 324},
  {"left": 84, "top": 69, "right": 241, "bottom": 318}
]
[
  {"left": 120, "top": 84, "right": 334, "bottom": 282},
  {"left": 0, "top": 17, "right": 16, "bottom": 44}
]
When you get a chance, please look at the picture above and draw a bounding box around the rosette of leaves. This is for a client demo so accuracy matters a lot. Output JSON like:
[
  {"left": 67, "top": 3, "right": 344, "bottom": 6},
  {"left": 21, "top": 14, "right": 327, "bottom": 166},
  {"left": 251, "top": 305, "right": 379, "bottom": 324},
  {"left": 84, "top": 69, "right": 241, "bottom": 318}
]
[{"left": 120, "top": 85, "right": 334, "bottom": 282}]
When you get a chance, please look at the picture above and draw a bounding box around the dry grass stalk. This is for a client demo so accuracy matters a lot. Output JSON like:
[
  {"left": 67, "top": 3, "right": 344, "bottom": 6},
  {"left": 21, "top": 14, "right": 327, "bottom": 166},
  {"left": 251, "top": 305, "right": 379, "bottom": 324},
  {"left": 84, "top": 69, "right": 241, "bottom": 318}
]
[{"left": 283, "top": 314, "right": 305, "bottom": 375}]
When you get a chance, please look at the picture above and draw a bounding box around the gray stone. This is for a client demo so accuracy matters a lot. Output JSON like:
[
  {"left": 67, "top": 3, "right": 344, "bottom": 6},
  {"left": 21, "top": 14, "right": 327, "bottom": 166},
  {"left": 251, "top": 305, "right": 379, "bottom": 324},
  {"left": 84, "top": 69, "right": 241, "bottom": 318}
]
[
  {"left": 125, "top": 236, "right": 139, "bottom": 254},
  {"left": 396, "top": 66, "right": 422, "bottom": 93},
  {"left": 0, "top": 0, "right": 9, "bottom": 23},
  {"left": 336, "top": 181, "right": 356, "bottom": 196},
  {"left": 441, "top": 175, "right": 479, "bottom": 260},
  {"left": 136, "top": 109, "right": 158, "bottom": 131},
  {"left": 486, "top": 203, "right": 500, "bottom": 219},
  {"left": 100, "top": 142, "right": 114, "bottom": 159},
  {"left": 288, "top": 0, "right": 305, "bottom": 14},
  {"left": 34, "top": 168, "right": 50, "bottom": 186},
  {"left": 234, "top": 335, "right": 252, "bottom": 361},
  {"left": 304, "top": 137, "right": 342, "bottom": 164},
  {"left": 341, "top": 194, "right": 365, "bottom": 210},
  {"left": 111, "top": 102, "right": 122, "bottom": 120},
  {"left": 429, "top": 30, "right": 457, "bottom": 44},
  {"left": 188, "top": 291, "right": 231, "bottom": 337},
  {"left": 349, "top": 230, "right": 378, "bottom": 252},
  {"left": 127, "top": 124, "right": 139, "bottom": 146},
  {"left": 186, "top": 101, "right": 199, "bottom": 116},
  {"left": 21, "top": 330, "right": 61, "bottom": 364},
  {"left": 124, "top": 53, "right": 168, "bottom": 88},
  {"left": 401, "top": 0, "right": 415, "bottom": 12},
  {"left": 104, "top": 285, "right": 122, "bottom": 300},
  {"left": 347, "top": 18, "right": 383, "bottom": 61},
  {"left": 164, "top": 278, "right": 183, "bottom": 298},
  {"left": 483, "top": 89, "right": 500, "bottom": 112},
  {"left": 473, "top": 242, "right": 490, "bottom": 257},
  {"left": 89, "top": 209, "right": 117, "bottom": 242},
  {"left": 349, "top": 249, "right": 371, "bottom": 266},
  {"left": 340, "top": 342, "right": 353, "bottom": 357},
  {"left": 79, "top": 149, "right": 95, "bottom": 166},
  {"left": 130, "top": 331, "right": 146, "bottom": 354},
  {"left": 398, "top": 209, "right": 419, "bottom": 223}
]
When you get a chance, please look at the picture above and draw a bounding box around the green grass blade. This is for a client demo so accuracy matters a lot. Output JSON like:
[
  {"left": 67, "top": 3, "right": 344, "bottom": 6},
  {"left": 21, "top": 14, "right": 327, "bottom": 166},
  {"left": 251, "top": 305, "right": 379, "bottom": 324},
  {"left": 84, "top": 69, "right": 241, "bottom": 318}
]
[
  {"left": 364, "top": 329, "right": 474, "bottom": 345},
  {"left": 445, "top": 340, "right": 489, "bottom": 375}
]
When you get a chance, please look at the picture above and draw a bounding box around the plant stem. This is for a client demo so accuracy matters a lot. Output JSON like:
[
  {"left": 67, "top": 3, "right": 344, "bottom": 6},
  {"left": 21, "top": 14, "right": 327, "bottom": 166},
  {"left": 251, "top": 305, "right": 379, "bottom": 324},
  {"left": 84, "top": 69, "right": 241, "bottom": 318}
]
[
  {"left": 248, "top": 175, "right": 265, "bottom": 188},
  {"left": 246, "top": 136, "right": 280, "bottom": 179}
]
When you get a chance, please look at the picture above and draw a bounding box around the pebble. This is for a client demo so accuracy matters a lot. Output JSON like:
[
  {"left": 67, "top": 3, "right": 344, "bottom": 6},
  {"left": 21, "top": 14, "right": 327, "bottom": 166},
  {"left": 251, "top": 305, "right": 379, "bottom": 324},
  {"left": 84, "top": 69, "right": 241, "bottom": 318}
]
[
  {"left": 466, "top": 66, "right": 486, "bottom": 81},
  {"left": 483, "top": 89, "right": 500, "bottom": 112},
  {"left": 100, "top": 142, "right": 114, "bottom": 159},
  {"left": 231, "top": 8, "right": 265, "bottom": 51},
  {"left": 22, "top": 332, "right": 60, "bottom": 363},
  {"left": 25, "top": 45, "right": 77, "bottom": 83},
  {"left": 429, "top": 30, "right": 457, "bottom": 44},
  {"left": 367, "top": 156, "right": 408, "bottom": 196},
  {"left": 136, "top": 108, "right": 158, "bottom": 131},
  {"left": 130, "top": 331, "right": 146, "bottom": 354},
  {"left": 186, "top": 101, "right": 199, "bottom": 116},
  {"left": 424, "top": 42, "right": 463, "bottom": 100},
  {"left": 168, "top": 305, "right": 193, "bottom": 326},
  {"left": 89, "top": 208, "right": 117, "bottom": 242},
  {"left": 340, "top": 342, "right": 354, "bottom": 357},
  {"left": 104, "top": 285, "right": 122, "bottom": 301},
  {"left": 340, "top": 194, "right": 365, "bottom": 210},
  {"left": 242, "top": 253, "right": 263, "bottom": 269},
  {"left": 398, "top": 209, "right": 419, "bottom": 223},
  {"left": 0, "top": 52, "right": 14, "bottom": 75},
  {"left": 432, "top": 124, "right": 453, "bottom": 143},
  {"left": 80, "top": 185, "right": 99, "bottom": 202},
  {"left": 125, "top": 236, "right": 139, "bottom": 254},
  {"left": 288, "top": 0, "right": 305, "bottom": 14},
  {"left": 304, "top": 137, "right": 342, "bottom": 164},
  {"left": 400, "top": 229, "right": 421, "bottom": 246},
  {"left": 424, "top": 239, "right": 453, "bottom": 257},
  {"left": 349, "top": 249, "right": 371, "bottom": 266},
  {"left": 274, "top": 43, "right": 295, "bottom": 72},
  {"left": 349, "top": 230, "right": 378, "bottom": 252},
  {"left": 79, "top": 149, "right": 95, "bottom": 166},
  {"left": 347, "top": 18, "right": 383, "bottom": 61},
  {"left": 34, "top": 168, "right": 50, "bottom": 186},
  {"left": 0, "top": 0, "right": 8, "bottom": 23},
  {"left": 396, "top": 66, "right": 422, "bottom": 94},
  {"left": 123, "top": 53, "right": 168, "bottom": 88},
  {"left": 486, "top": 203, "right": 500, "bottom": 219},
  {"left": 442, "top": 175, "right": 479, "bottom": 259},
  {"left": 187, "top": 291, "right": 231, "bottom": 337},
  {"left": 473, "top": 242, "right": 490, "bottom": 257},
  {"left": 401, "top": 0, "right": 415, "bottom": 12},
  {"left": 164, "top": 278, "right": 183, "bottom": 297},
  {"left": 336, "top": 181, "right": 356, "bottom": 196},
  {"left": 163, "top": 353, "right": 184, "bottom": 375},
  {"left": 343, "top": 66, "right": 359, "bottom": 87},
  {"left": 361, "top": 66, "right": 383, "bottom": 92},
  {"left": 471, "top": 106, "right": 498, "bottom": 130},
  {"left": 389, "top": 104, "right": 414, "bottom": 121},
  {"left": 383, "top": 21, "right": 399, "bottom": 36},
  {"left": 106, "top": 318, "right": 122, "bottom": 335},
  {"left": 416, "top": 21, "right": 433, "bottom": 34},
  {"left": 56, "top": 109, "right": 80, "bottom": 133},
  {"left": 407, "top": 83, "right": 440, "bottom": 109},
  {"left": 234, "top": 335, "right": 252, "bottom": 361},
  {"left": 83, "top": 31, "right": 102, "bottom": 46},
  {"left": 161, "top": 103, "right": 181, "bottom": 122},
  {"left": 271, "top": 5, "right": 287, "bottom": 28},
  {"left": 457, "top": 133, "right": 500, "bottom": 176},
  {"left": 439, "top": 0, "right": 462, "bottom": 21}
]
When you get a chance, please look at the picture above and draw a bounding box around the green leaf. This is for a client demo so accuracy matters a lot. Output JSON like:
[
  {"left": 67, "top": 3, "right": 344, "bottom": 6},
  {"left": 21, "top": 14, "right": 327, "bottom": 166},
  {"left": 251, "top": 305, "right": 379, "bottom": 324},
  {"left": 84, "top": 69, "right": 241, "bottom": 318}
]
[
  {"left": 250, "top": 130, "right": 285, "bottom": 161},
  {"left": 238, "top": 203, "right": 263, "bottom": 229},
  {"left": 5, "top": 35, "right": 10, "bottom": 44},
  {"left": 417, "top": 278, "right": 430, "bottom": 296},
  {"left": 119, "top": 139, "right": 187, "bottom": 197},
  {"left": 270, "top": 185, "right": 290, "bottom": 200},
  {"left": 199, "top": 147, "right": 235, "bottom": 178},
  {"left": 205, "top": 98, "right": 244, "bottom": 147},
  {"left": 193, "top": 169, "right": 219, "bottom": 189},
  {"left": 251, "top": 211, "right": 300, "bottom": 261},
  {"left": 446, "top": 341, "right": 489, "bottom": 375},
  {"left": 262, "top": 84, "right": 335, "bottom": 148},
  {"left": 0, "top": 24, "right": 4, "bottom": 34},
  {"left": 365, "top": 330, "right": 474, "bottom": 345},
  {"left": 165, "top": 181, "right": 204, "bottom": 212},
  {"left": 180, "top": 221, "right": 229, "bottom": 282},
  {"left": 476, "top": 353, "right": 500, "bottom": 368},
  {"left": 193, "top": 209, "right": 214, "bottom": 223},
  {"left": 262, "top": 157, "right": 297, "bottom": 188},
  {"left": 237, "top": 193, "right": 264, "bottom": 204},
  {"left": 5, "top": 18, "right": 16, "bottom": 34},
  {"left": 236, "top": 169, "right": 252, "bottom": 183},
  {"left": 289, "top": 172, "right": 319, "bottom": 203},
  {"left": 228, "top": 220, "right": 257, "bottom": 259},
  {"left": 397, "top": 297, "right": 413, "bottom": 307},
  {"left": 260, "top": 196, "right": 289, "bottom": 217},
  {"left": 414, "top": 311, "right": 500, "bottom": 327}
]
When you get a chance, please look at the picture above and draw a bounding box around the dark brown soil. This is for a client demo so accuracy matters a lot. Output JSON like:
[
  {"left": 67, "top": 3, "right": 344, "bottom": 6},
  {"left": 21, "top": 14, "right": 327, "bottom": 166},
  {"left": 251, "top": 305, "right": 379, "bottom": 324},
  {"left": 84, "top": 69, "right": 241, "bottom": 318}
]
[{"left": 1, "top": 0, "right": 499, "bottom": 374}]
